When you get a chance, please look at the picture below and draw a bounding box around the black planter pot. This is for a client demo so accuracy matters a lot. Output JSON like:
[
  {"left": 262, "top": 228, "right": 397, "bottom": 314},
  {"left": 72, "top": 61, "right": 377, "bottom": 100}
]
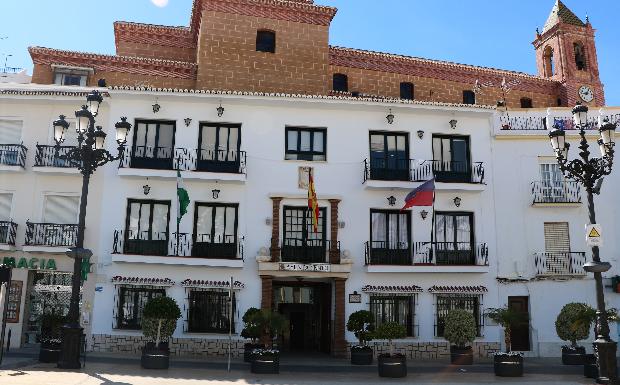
[
  {"left": 562, "top": 346, "right": 586, "bottom": 365},
  {"left": 141, "top": 346, "right": 170, "bottom": 370},
  {"left": 38, "top": 342, "right": 61, "bottom": 363},
  {"left": 378, "top": 355, "right": 407, "bottom": 378},
  {"left": 244, "top": 343, "right": 265, "bottom": 363},
  {"left": 494, "top": 354, "right": 524, "bottom": 377},
  {"left": 351, "top": 347, "right": 373, "bottom": 365},
  {"left": 450, "top": 346, "right": 473, "bottom": 365},
  {"left": 251, "top": 357, "right": 279, "bottom": 374},
  {"left": 583, "top": 354, "right": 598, "bottom": 379}
]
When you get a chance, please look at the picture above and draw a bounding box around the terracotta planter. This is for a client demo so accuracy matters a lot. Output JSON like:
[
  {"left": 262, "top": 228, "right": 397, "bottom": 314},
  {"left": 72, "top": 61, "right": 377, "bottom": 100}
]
[
  {"left": 562, "top": 346, "right": 586, "bottom": 365},
  {"left": 450, "top": 346, "right": 473, "bottom": 365},
  {"left": 378, "top": 354, "right": 407, "bottom": 378},
  {"left": 351, "top": 347, "right": 373, "bottom": 365},
  {"left": 494, "top": 353, "right": 523, "bottom": 377}
]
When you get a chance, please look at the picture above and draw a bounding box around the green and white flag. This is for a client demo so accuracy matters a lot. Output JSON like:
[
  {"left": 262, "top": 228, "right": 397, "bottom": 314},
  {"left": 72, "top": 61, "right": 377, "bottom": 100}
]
[{"left": 177, "top": 170, "right": 190, "bottom": 224}]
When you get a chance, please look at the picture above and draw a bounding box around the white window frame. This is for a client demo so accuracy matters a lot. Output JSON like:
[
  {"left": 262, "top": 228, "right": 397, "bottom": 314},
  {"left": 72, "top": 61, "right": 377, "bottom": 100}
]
[
  {"left": 41, "top": 192, "right": 81, "bottom": 224},
  {"left": 51, "top": 65, "right": 93, "bottom": 87}
]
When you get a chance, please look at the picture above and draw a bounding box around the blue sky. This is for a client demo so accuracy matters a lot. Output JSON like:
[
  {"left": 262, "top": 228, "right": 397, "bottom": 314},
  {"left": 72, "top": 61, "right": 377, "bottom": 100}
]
[{"left": 1, "top": 0, "right": 618, "bottom": 105}]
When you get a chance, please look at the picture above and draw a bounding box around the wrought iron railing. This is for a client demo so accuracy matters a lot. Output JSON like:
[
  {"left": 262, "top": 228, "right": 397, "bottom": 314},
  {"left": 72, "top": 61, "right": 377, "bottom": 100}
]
[
  {"left": 365, "top": 241, "right": 488, "bottom": 266},
  {"left": 362, "top": 159, "right": 484, "bottom": 184},
  {"left": 531, "top": 181, "right": 581, "bottom": 204},
  {"left": 25, "top": 222, "right": 78, "bottom": 247},
  {"left": 120, "top": 147, "right": 247, "bottom": 174},
  {"left": 112, "top": 230, "right": 244, "bottom": 259},
  {"left": 276, "top": 238, "right": 339, "bottom": 264},
  {"left": 0, "top": 144, "right": 27, "bottom": 167},
  {"left": 0, "top": 221, "right": 17, "bottom": 245},
  {"left": 34, "top": 145, "right": 78, "bottom": 168},
  {"left": 427, "top": 160, "right": 485, "bottom": 184},
  {"left": 499, "top": 113, "right": 620, "bottom": 131},
  {"left": 533, "top": 252, "right": 586, "bottom": 276},
  {"left": 119, "top": 146, "right": 174, "bottom": 170}
]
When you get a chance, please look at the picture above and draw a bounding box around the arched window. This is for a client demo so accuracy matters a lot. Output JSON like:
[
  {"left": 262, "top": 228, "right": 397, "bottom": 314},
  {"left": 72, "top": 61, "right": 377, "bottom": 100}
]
[
  {"left": 543, "top": 46, "right": 555, "bottom": 77},
  {"left": 332, "top": 73, "right": 348, "bottom": 92},
  {"left": 256, "top": 30, "right": 276, "bottom": 53},
  {"left": 400, "top": 82, "right": 414, "bottom": 100},
  {"left": 574, "top": 42, "right": 587, "bottom": 71},
  {"left": 520, "top": 98, "right": 533, "bottom": 108},
  {"left": 462, "top": 90, "right": 476, "bottom": 105}
]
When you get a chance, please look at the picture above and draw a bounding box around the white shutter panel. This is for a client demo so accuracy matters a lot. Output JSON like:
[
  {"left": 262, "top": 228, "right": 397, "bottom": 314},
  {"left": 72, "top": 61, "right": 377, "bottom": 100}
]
[
  {"left": 544, "top": 222, "right": 571, "bottom": 253},
  {"left": 43, "top": 195, "right": 80, "bottom": 224},
  {"left": 0, "top": 193, "right": 12, "bottom": 220},
  {"left": 0, "top": 120, "right": 23, "bottom": 143}
]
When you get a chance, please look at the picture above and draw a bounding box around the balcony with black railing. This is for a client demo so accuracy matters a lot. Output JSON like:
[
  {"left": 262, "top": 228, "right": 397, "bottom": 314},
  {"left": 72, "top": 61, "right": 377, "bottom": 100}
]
[
  {"left": 0, "top": 221, "right": 17, "bottom": 246},
  {"left": 429, "top": 160, "right": 485, "bottom": 184},
  {"left": 534, "top": 252, "right": 586, "bottom": 277},
  {"left": 531, "top": 181, "right": 581, "bottom": 204},
  {"left": 112, "top": 230, "right": 244, "bottom": 261},
  {"left": 365, "top": 241, "right": 489, "bottom": 269},
  {"left": 34, "top": 145, "right": 78, "bottom": 168},
  {"left": 362, "top": 159, "right": 485, "bottom": 185},
  {"left": 25, "top": 222, "right": 78, "bottom": 247},
  {"left": 277, "top": 238, "right": 339, "bottom": 264},
  {"left": 0, "top": 144, "right": 27, "bottom": 168}
]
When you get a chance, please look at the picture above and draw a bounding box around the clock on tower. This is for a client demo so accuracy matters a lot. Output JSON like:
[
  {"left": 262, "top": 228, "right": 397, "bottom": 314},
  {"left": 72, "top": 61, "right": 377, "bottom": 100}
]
[{"left": 578, "top": 86, "right": 594, "bottom": 103}]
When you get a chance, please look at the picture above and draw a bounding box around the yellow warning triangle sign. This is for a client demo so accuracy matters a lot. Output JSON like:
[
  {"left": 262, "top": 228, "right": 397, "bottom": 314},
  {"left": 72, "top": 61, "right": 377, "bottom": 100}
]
[{"left": 589, "top": 228, "right": 601, "bottom": 238}]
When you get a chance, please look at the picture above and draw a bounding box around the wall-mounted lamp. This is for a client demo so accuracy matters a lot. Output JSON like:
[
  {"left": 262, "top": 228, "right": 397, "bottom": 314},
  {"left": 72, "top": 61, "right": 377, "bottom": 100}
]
[
  {"left": 152, "top": 99, "right": 161, "bottom": 114},
  {"left": 449, "top": 119, "right": 458, "bottom": 130},
  {"left": 387, "top": 195, "right": 396, "bottom": 206},
  {"left": 184, "top": 118, "right": 192, "bottom": 127},
  {"left": 453, "top": 196, "right": 462, "bottom": 207},
  {"left": 386, "top": 109, "right": 395, "bottom": 125},
  {"left": 212, "top": 188, "right": 221, "bottom": 199},
  {"left": 338, "top": 221, "right": 346, "bottom": 229},
  {"left": 265, "top": 218, "right": 272, "bottom": 226},
  {"left": 143, "top": 178, "right": 151, "bottom": 195},
  {"left": 417, "top": 130, "right": 424, "bottom": 139},
  {"left": 420, "top": 210, "right": 428, "bottom": 220},
  {"left": 217, "top": 101, "right": 225, "bottom": 118}
]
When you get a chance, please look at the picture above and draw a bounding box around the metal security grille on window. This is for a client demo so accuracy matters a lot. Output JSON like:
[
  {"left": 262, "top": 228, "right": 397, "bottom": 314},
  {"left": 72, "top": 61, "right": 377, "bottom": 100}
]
[
  {"left": 285, "top": 128, "right": 326, "bottom": 161},
  {"left": 435, "top": 294, "right": 482, "bottom": 337},
  {"left": 27, "top": 272, "right": 75, "bottom": 343},
  {"left": 113, "top": 286, "right": 165, "bottom": 329},
  {"left": 370, "top": 294, "right": 416, "bottom": 337},
  {"left": 185, "top": 289, "right": 235, "bottom": 333}
]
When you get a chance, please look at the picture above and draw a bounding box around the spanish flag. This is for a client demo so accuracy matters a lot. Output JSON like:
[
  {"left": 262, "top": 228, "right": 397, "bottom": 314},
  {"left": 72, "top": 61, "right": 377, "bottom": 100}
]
[{"left": 308, "top": 169, "right": 319, "bottom": 233}]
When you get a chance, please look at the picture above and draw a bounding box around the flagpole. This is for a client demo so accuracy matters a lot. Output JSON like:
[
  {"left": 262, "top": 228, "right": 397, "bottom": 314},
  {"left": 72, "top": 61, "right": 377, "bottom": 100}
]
[{"left": 227, "top": 276, "right": 233, "bottom": 372}]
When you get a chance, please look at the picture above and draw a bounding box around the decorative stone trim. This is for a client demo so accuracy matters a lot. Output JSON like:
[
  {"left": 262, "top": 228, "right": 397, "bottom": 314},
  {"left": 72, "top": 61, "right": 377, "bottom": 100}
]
[
  {"left": 428, "top": 285, "right": 488, "bottom": 294},
  {"left": 345, "top": 341, "right": 500, "bottom": 359},
  {"left": 113, "top": 21, "right": 195, "bottom": 50},
  {"left": 111, "top": 276, "right": 174, "bottom": 287},
  {"left": 181, "top": 279, "right": 245, "bottom": 290},
  {"left": 362, "top": 285, "right": 423, "bottom": 293},
  {"left": 0, "top": 89, "right": 110, "bottom": 97}
]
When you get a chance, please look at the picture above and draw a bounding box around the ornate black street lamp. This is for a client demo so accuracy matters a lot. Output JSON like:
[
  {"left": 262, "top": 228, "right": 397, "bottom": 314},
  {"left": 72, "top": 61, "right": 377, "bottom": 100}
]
[
  {"left": 53, "top": 90, "right": 131, "bottom": 369},
  {"left": 549, "top": 103, "right": 616, "bottom": 384}
]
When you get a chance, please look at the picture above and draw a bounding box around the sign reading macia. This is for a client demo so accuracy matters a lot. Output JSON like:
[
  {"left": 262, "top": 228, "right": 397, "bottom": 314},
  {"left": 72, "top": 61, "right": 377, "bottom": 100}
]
[
  {"left": 2, "top": 257, "right": 57, "bottom": 270},
  {"left": 278, "top": 263, "right": 331, "bottom": 272}
]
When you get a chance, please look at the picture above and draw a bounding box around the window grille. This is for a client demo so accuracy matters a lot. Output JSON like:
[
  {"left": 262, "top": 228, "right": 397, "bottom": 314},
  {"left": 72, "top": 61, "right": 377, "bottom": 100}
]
[
  {"left": 369, "top": 294, "right": 418, "bottom": 337},
  {"left": 434, "top": 294, "right": 483, "bottom": 337},
  {"left": 113, "top": 285, "right": 165, "bottom": 330},
  {"left": 184, "top": 288, "right": 237, "bottom": 333}
]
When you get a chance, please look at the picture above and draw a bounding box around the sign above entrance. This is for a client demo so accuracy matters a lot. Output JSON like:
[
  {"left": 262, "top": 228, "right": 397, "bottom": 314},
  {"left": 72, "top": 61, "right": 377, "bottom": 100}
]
[
  {"left": 586, "top": 224, "right": 603, "bottom": 247},
  {"left": 278, "top": 263, "right": 331, "bottom": 273},
  {"left": 2, "top": 257, "right": 57, "bottom": 271}
]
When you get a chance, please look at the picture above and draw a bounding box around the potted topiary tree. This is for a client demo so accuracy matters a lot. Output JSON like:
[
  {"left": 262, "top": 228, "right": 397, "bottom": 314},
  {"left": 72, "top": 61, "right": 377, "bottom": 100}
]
[
  {"left": 373, "top": 321, "right": 407, "bottom": 378},
  {"left": 241, "top": 307, "right": 265, "bottom": 362},
  {"left": 141, "top": 296, "right": 181, "bottom": 369},
  {"left": 38, "top": 312, "right": 65, "bottom": 363},
  {"left": 555, "top": 302, "right": 590, "bottom": 365},
  {"left": 565, "top": 304, "right": 619, "bottom": 368},
  {"left": 486, "top": 306, "right": 528, "bottom": 377},
  {"left": 347, "top": 310, "right": 375, "bottom": 365},
  {"left": 444, "top": 309, "right": 477, "bottom": 365},
  {"left": 251, "top": 310, "right": 287, "bottom": 374}
]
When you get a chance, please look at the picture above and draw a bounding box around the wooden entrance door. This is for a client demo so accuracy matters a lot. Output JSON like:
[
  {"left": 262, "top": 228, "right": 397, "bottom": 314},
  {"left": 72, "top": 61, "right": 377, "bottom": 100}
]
[{"left": 508, "top": 296, "right": 530, "bottom": 351}]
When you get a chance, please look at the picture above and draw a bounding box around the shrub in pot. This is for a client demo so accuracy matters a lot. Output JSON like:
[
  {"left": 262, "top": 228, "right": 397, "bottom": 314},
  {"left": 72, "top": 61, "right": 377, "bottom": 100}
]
[
  {"left": 241, "top": 307, "right": 265, "bottom": 362},
  {"left": 346, "top": 310, "right": 375, "bottom": 365},
  {"left": 444, "top": 309, "right": 477, "bottom": 365},
  {"left": 250, "top": 311, "right": 287, "bottom": 374},
  {"left": 38, "top": 312, "right": 65, "bottom": 363},
  {"left": 141, "top": 296, "right": 181, "bottom": 369},
  {"left": 373, "top": 321, "right": 407, "bottom": 378},
  {"left": 555, "top": 303, "right": 591, "bottom": 365},
  {"left": 486, "top": 306, "right": 528, "bottom": 377}
]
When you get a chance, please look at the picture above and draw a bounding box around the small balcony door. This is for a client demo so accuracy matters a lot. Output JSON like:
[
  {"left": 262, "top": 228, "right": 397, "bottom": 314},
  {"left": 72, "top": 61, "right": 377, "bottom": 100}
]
[
  {"left": 540, "top": 163, "right": 564, "bottom": 200},
  {"left": 192, "top": 203, "right": 238, "bottom": 258},
  {"left": 432, "top": 135, "right": 471, "bottom": 182},
  {"left": 434, "top": 212, "right": 474, "bottom": 265},
  {"left": 543, "top": 222, "right": 571, "bottom": 275},
  {"left": 131, "top": 121, "right": 175, "bottom": 170},
  {"left": 370, "top": 210, "right": 411, "bottom": 265},
  {"left": 124, "top": 199, "right": 170, "bottom": 256},
  {"left": 198, "top": 123, "right": 241, "bottom": 173},
  {"left": 282, "top": 206, "right": 326, "bottom": 263},
  {"left": 369, "top": 132, "right": 409, "bottom": 181}
]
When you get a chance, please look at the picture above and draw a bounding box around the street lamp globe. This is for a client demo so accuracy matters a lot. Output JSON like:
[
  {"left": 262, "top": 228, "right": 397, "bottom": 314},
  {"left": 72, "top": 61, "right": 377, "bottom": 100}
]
[
  {"left": 93, "top": 126, "right": 107, "bottom": 150},
  {"left": 597, "top": 139, "right": 609, "bottom": 158},
  {"left": 599, "top": 119, "right": 616, "bottom": 146},
  {"left": 572, "top": 102, "right": 589, "bottom": 129},
  {"left": 53, "top": 115, "right": 70, "bottom": 145},
  {"left": 86, "top": 90, "right": 103, "bottom": 117},
  {"left": 114, "top": 117, "right": 132, "bottom": 145},
  {"left": 548, "top": 126, "right": 566, "bottom": 152},
  {"left": 75, "top": 105, "right": 91, "bottom": 134}
]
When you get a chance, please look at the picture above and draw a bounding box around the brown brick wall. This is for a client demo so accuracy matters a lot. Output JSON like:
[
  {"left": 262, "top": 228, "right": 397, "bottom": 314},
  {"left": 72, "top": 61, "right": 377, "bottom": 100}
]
[
  {"left": 333, "top": 278, "right": 347, "bottom": 357},
  {"left": 31, "top": 64, "right": 54, "bottom": 84},
  {"left": 329, "top": 199, "right": 340, "bottom": 264},
  {"left": 195, "top": 9, "right": 330, "bottom": 94},
  {"left": 270, "top": 197, "right": 282, "bottom": 261},
  {"left": 116, "top": 41, "right": 197, "bottom": 62}
]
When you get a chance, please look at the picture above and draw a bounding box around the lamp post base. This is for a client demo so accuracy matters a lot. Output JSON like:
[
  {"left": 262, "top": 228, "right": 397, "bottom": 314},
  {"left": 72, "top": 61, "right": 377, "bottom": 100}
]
[
  {"left": 594, "top": 340, "right": 618, "bottom": 385},
  {"left": 57, "top": 323, "right": 83, "bottom": 369}
]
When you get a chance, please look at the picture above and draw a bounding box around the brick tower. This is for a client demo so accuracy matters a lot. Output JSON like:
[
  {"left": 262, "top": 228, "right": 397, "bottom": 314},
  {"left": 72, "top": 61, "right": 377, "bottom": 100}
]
[{"left": 533, "top": 0, "right": 604, "bottom": 106}]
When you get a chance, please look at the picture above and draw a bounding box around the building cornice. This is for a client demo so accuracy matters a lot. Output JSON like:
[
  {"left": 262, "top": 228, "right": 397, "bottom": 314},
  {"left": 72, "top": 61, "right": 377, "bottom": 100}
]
[{"left": 114, "top": 21, "right": 196, "bottom": 50}]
